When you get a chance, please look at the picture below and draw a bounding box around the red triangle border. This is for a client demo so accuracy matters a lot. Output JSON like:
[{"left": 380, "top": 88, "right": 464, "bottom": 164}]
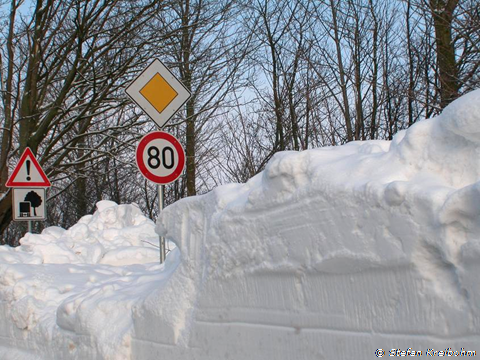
[{"left": 5, "top": 147, "right": 51, "bottom": 187}]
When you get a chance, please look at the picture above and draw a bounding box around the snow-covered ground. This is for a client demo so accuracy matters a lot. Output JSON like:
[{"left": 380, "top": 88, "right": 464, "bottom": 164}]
[
  {"left": 1, "top": 89, "right": 480, "bottom": 359},
  {"left": 0, "top": 201, "right": 179, "bottom": 359}
]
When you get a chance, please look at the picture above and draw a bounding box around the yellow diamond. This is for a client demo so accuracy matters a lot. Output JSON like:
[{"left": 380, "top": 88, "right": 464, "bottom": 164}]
[{"left": 140, "top": 73, "right": 178, "bottom": 114}]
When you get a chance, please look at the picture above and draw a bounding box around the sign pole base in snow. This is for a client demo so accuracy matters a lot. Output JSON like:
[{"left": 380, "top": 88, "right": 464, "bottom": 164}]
[
  {"left": 158, "top": 184, "right": 166, "bottom": 264},
  {"left": 136, "top": 131, "right": 186, "bottom": 264},
  {"left": 28, "top": 220, "right": 32, "bottom": 234}
]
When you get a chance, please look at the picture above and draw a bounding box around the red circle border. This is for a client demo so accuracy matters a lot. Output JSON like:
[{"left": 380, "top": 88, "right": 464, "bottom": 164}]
[{"left": 136, "top": 131, "right": 185, "bottom": 185}]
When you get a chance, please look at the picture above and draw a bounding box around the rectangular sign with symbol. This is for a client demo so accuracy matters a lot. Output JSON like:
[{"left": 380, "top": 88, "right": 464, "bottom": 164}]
[{"left": 12, "top": 188, "right": 46, "bottom": 221}]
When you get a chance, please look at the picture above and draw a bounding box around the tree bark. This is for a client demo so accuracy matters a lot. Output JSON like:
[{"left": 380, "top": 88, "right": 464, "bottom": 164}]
[
  {"left": 0, "top": 0, "right": 18, "bottom": 194},
  {"left": 0, "top": 190, "right": 12, "bottom": 236},
  {"left": 329, "top": 0, "right": 353, "bottom": 142},
  {"left": 182, "top": 0, "right": 196, "bottom": 196},
  {"left": 430, "top": 0, "right": 460, "bottom": 108}
]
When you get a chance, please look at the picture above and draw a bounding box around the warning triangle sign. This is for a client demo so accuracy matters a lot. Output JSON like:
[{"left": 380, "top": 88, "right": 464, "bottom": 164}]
[{"left": 6, "top": 148, "right": 51, "bottom": 187}]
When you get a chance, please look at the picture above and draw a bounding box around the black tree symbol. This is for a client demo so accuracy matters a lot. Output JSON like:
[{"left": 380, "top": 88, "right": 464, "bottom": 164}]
[{"left": 24, "top": 191, "right": 42, "bottom": 216}]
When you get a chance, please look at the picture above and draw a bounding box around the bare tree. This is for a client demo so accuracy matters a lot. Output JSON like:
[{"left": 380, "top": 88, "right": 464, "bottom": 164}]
[
  {"left": 0, "top": 0, "right": 168, "bottom": 239},
  {"left": 154, "top": 0, "right": 251, "bottom": 196},
  {"left": 429, "top": 0, "right": 460, "bottom": 108}
]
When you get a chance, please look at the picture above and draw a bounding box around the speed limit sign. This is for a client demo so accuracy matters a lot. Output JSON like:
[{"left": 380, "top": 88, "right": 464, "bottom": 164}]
[{"left": 136, "top": 131, "right": 185, "bottom": 184}]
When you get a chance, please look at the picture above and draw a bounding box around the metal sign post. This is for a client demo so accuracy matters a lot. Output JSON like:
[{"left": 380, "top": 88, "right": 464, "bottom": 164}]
[
  {"left": 135, "top": 131, "right": 185, "bottom": 264},
  {"left": 126, "top": 59, "right": 190, "bottom": 264},
  {"left": 158, "top": 184, "right": 166, "bottom": 263}
]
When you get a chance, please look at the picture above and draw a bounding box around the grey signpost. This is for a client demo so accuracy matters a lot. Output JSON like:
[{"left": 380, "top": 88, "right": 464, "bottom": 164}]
[
  {"left": 158, "top": 185, "right": 165, "bottom": 263},
  {"left": 126, "top": 59, "right": 190, "bottom": 264}
]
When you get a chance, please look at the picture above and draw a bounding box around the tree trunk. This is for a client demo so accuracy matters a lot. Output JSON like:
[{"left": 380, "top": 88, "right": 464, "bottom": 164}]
[
  {"left": 430, "top": 0, "right": 460, "bottom": 108},
  {"left": 353, "top": 21, "right": 364, "bottom": 141},
  {"left": 366, "top": 0, "right": 379, "bottom": 139},
  {"left": 406, "top": 0, "right": 415, "bottom": 126},
  {"left": 264, "top": 13, "right": 284, "bottom": 152},
  {"left": 329, "top": 0, "right": 353, "bottom": 142},
  {"left": 182, "top": 0, "right": 196, "bottom": 197},
  {"left": 185, "top": 109, "right": 196, "bottom": 196},
  {"left": 0, "top": 190, "right": 12, "bottom": 236},
  {"left": 0, "top": 0, "right": 18, "bottom": 194}
]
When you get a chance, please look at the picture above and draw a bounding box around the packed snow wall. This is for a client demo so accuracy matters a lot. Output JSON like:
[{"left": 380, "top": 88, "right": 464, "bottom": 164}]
[{"left": 132, "top": 90, "right": 480, "bottom": 359}]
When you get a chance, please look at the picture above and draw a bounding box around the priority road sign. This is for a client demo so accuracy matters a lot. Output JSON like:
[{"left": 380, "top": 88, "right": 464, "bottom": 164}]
[
  {"left": 6, "top": 148, "right": 51, "bottom": 187},
  {"left": 126, "top": 59, "right": 191, "bottom": 129},
  {"left": 136, "top": 131, "right": 185, "bottom": 185},
  {"left": 12, "top": 188, "right": 46, "bottom": 221}
]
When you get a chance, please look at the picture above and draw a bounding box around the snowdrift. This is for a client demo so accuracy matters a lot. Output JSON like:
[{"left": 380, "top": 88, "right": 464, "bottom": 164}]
[
  {"left": 1, "top": 90, "right": 480, "bottom": 359},
  {"left": 134, "top": 90, "right": 480, "bottom": 359},
  {"left": 0, "top": 201, "right": 178, "bottom": 359}
]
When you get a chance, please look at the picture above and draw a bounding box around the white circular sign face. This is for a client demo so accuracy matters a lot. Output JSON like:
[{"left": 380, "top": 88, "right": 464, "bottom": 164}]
[
  {"left": 141, "top": 138, "right": 180, "bottom": 178},
  {"left": 136, "top": 131, "right": 185, "bottom": 184}
]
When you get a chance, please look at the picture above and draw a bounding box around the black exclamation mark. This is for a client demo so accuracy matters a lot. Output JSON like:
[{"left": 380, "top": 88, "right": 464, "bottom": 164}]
[{"left": 26, "top": 160, "right": 31, "bottom": 181}]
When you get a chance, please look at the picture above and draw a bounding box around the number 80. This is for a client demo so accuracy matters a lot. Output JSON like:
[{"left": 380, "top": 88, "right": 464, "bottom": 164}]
[{"left": 147, "top": 145, "right": 175, "bottom": 170}]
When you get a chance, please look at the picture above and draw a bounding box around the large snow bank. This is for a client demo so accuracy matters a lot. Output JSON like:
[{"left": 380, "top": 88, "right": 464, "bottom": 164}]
[
  {"left": 2, "top": 200, "right": 161, "bottom": 266},
  {"left": 0, "top": 201, "right": 178, "bottom": 360},
  {"left": 1, "top": 90, "right": 480, "bottom": 359},
  {"left": 133, "top": 90, "right": 480, "bottom": 358}
]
